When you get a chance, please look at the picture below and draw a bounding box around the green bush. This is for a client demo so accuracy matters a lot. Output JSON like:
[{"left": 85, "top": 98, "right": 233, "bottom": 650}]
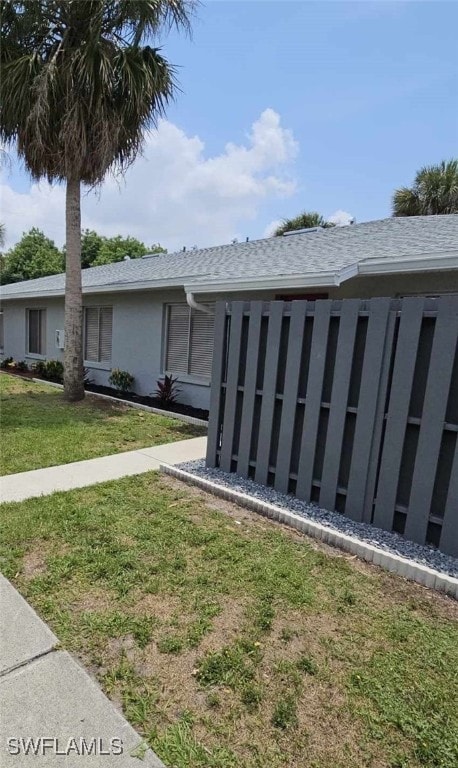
[
  {"left": 43, "top": 360, "right": 64, "bottom": 383},
  {"left": 32, "top": 360, "right": 47, "bottom": 377},
  {"left": 109, "top": 368, "right": 134, "bottom": 394},
  {"left": 0, "top": 357, "right": 14, "bottom": 370},
  {"left": 16, "top": 360, "right": 29, "bottom": 372},
  {"left": 154, "top": 374, "right": 181, "bottom": 407}
]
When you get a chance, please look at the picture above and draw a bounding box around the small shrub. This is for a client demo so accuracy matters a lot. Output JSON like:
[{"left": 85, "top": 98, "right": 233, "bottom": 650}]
[
  {"left": 43, "top": 360, "right": 64, "bottom": 383},
  {"left": 271, "top": 695, "right": 298, "bottom": 730},
  {"left": 154, "top": 374, "right": 181, "bottom": 407},
  {"left": 32, "top": 360, "right": 47, "bottom": 377},
  {"left": 109, "top": 368, "right": 134, "bottom": 394},
  {"left": 0, "top": 357, "right": 14, "bottom": 369},
  {"left": 15, "top": 360, "right": 29, "bottom": 372}
]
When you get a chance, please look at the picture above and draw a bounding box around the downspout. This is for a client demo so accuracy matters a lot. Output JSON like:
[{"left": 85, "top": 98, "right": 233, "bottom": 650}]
[{"left": 186, "top": 292, "right": 213, "bottom": 314}]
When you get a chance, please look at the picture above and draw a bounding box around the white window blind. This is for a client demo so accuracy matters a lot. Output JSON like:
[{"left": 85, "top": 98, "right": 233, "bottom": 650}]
[
  {"left": 27, "top": 309, "right": 46, "bottom": 355},
  {"left": 166, "top": 304, "right": 215, "bottom": 379},
  {"left": 84, "top": 306, "right": 113, "bottom": 363}
]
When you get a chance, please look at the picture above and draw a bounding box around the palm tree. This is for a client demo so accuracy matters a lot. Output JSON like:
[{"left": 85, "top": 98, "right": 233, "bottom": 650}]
[
  {"left": 393, "top": 160, "right": 458, "bottom": 217},
  {"left": 274, "top": 211, "right": 335, "bottom": 236},
  {"left": 0, "top": 0, "right": 195, "bottom": 400}
]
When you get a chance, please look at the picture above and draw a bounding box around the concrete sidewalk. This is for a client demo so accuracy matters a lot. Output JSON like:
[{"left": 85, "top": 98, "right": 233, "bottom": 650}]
[
  {"left": 0, "top": 574, "right": 165, "bottom": 766},
  {"left": 0, "top": 436, "right": 207, "bottom": 503}
]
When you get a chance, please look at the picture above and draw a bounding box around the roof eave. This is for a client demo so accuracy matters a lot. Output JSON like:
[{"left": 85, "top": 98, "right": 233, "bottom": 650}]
[
  {"left": 357, "top": 251, "right": 458, "bottom": 276},
  {"left": 184, "top": 268, "right": 356, "bottom": 295},
  {"left": 0, "top": 276, "right": 190, "bottom": 302}
]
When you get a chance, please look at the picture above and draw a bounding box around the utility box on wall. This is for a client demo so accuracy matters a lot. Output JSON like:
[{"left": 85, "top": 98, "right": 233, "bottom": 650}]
[{"left": 55, "top": 329, "right": 65, "bottom": 349}]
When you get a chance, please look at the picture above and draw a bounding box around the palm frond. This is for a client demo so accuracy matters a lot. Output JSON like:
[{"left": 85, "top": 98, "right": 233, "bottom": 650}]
[
  {"left": 0, "top": 0, "right": 194, "bottom": 184},
  {"left": 393, "top": 160, "right": 458, "bottom": 216}
]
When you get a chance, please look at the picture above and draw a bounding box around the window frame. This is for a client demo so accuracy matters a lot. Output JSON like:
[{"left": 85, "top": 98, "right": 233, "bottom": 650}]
[
  {"left": 26, "top": 308, "right": 46, "bottom": 359},
  {"left": 163, "top": 302, "right": 214, "bottom": 384},
  {"left": 83, "top": 305, "right": 113, "bottom": 369}
]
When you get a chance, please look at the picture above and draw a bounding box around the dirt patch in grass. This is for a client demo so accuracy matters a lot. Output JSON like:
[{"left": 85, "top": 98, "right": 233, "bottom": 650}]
[
  {"left": 130, "top": 592, "right": 183, "bottom": 623},
  {"left": 21, "top": 546, "right": 49, "bottom": 580}
]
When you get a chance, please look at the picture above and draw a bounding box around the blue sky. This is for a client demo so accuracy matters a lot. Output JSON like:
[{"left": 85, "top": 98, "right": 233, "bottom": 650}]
[{"left": 2, "top": 0, "right": 457, "bottom": 251}]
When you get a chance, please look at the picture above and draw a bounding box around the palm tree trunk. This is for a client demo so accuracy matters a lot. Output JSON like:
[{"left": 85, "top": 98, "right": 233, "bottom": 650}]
[{"left": 63, "top": 177, "right": 85, "bottom": 401}]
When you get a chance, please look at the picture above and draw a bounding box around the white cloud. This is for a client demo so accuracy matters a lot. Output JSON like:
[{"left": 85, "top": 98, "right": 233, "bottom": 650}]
[
  {"left": 328, "top": 209, "right": 355, "bottom": 227},
  {"left": 0, "top": 109, "right": 298, "bottom": 251},
  {"left": 263, "top": 219, "right": 283, "bottom": 238}
]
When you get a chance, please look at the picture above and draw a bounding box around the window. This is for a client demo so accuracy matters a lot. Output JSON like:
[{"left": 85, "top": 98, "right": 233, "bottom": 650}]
[
  {"left": 165, "top": 303, "right": 215, "bottom": 379},
  {"left": 0, "top": 311, "right": 3, "bottom": 352},
  {"left": 27, "top": 309, "right": 46, "bottom": 355},
  {"left": 84, "top": 306, "right": 113, "bottom": 364}
]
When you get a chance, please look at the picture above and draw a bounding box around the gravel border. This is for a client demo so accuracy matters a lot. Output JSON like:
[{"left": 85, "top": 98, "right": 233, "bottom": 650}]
[{"left": 176, "top": 459, "right": 458, "bottom": 581}]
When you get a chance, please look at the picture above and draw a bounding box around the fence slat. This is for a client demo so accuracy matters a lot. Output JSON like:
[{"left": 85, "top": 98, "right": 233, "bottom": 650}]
[
  {"left": 274, "top": 301, "right": 308, "bottom": 493},
  {"left": 319, "top": 300, "right": 360, "bottom": 511},
  {"left": 219, "top": 302, "right": 245, "bottom": 472},
  {"left": 236, "top": 301, "right": 263, "bottom": 476},
  {"left": 254, "top": 302, "right": 284, "bottom": 485},
  {"left": 206, "top": 301, "right": 228, "bottom": 467},
  {"left": 372, "top": 297, "right": 425, "bottom": 531},
  {"left": 295, "top": 300, "right": 332, "bottom": 501},
  {"left": 440, "top": 439, "right": 458, "bottom": 557},
  {"left": 345, "top": 298, "right": 391, "bottom": 521},
  {"left": 404, "top": 297, "right": 458, "bottom": 545},
  {"left": 362, "top": 308, "right": 397, "bottom": 524}
]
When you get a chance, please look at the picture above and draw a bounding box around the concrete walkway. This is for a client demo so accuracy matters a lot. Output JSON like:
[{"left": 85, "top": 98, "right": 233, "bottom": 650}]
[
  {"left": 0, "top": 574, "right": 165, "bottom": 766},
  {"left": 0, "top": 436, "right": 207, "bottom": 503}
]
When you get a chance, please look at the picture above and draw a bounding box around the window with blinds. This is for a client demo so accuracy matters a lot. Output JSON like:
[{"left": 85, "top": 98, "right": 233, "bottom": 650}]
[
  {"left": 165, "top": 303, "right": 215, "bottom": 379},
  {"left": 27, "top": 309, "right": 46, "bottom": 355},
  {"left": 84, "top": 306, "right": 113, "bottom": 364}
]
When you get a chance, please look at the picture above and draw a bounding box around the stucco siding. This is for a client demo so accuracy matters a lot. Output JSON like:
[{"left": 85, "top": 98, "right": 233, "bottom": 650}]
[
  {"left": 2, "top": 268, "right": 457, "bottom": 412},
  {"left": 0, "top": 289, "right": 212, "bottom": 410}
]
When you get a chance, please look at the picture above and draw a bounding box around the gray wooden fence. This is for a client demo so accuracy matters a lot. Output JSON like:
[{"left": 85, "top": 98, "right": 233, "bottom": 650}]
[{"left": 206, "top": 297, "right": 458, "bottom": 556}]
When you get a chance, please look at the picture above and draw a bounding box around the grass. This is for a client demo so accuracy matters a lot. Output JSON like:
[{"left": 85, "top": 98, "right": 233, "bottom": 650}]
[
  {"left": 1, "top": 473, "right": 457, "bottom": 767},
  {"left": 0, "top": 374, "right": 205, "bottom": 475}
]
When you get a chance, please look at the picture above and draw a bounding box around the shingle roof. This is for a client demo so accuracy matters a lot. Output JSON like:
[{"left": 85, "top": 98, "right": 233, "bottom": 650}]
[{"left": 1, "top": 215, "right": 457, "bottom": 298}]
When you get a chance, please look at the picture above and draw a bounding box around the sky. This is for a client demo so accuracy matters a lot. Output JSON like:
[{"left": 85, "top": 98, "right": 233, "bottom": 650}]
[{"left": 1, "top": 0, "right": 457, "bottom": 252}]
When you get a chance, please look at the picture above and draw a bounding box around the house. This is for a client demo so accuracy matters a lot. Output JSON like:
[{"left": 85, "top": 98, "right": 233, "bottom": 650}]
[{"left": 1, "top": 215, "right": 457, "bottom": 410}]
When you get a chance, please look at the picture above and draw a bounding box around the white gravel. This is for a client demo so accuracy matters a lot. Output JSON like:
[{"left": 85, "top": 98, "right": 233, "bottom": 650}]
[{"left": 178, "top": 459, "right": 458, "bottom": 579}]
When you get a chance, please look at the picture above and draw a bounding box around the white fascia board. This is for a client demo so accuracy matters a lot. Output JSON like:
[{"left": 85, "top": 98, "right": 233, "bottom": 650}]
[
  {"left": 357, "top": 251, "right": 458, "bottom": 276},
  {"left": 0, "top": 277, "right": 188, "bottom": 302},
  {"left": 184, "top": 271, "right": 342, "bottom": 295}
]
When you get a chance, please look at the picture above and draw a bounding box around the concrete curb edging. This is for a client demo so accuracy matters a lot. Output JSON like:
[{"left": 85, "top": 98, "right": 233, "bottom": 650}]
[
  {"left": 160, "top": 463, "right": 458, "bottom": 600},
  {"left": 30, "top": 378, "right": 209, "bottom": 428}
]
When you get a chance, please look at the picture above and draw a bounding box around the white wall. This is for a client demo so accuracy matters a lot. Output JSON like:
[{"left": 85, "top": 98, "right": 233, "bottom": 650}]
[
  {"left": 2, "top": 268, "right": 457, "bottom": 412},
  {"left": 0, "top": 289, "right": 212, "bottom": 410}
]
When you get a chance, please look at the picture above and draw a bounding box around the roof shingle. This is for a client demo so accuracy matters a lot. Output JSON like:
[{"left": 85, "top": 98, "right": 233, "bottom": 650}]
[{"left": 1, "top": 215, "right": 457, "bottom": 298}]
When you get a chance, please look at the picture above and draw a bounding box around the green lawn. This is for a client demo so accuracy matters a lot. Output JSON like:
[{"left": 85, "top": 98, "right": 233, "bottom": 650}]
[
  {"left": 0, "top": 374, "right": 205, "bottom": 475},
  {"left": 1, "top": 472, "right": 456, "bottom": 768}
]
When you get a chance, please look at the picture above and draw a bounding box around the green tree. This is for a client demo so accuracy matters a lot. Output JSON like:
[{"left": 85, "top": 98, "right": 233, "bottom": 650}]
[
  {"left": 1, "top": 0, "right": 194, "bottom": 400},
  {"left": 274, "top": 211, "right": 335, "bottom": 236},
  {"left": 0, "top": 228, "right": 63, "bottom": 284},
  {"left": 81, "top": 229, "right": 106, "bottom": 269},
  {"left": 93, "top": 235, "right": 166, "bottom": 266},
  {"left": 0, "top": 223, "right": 5, "bottom": 249},
  {"left": 393, "top": 160, "right": 458, "bottom": 216}
]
